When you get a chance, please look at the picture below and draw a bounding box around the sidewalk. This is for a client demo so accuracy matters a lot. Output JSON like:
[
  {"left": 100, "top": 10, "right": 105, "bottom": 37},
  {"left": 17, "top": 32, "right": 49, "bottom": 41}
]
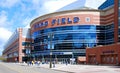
[
  {"left": 1, "top": 62, "right": 120, "bottom": 73},
  {"left": 0, "top": 62, "right": 40, "bottom": 73},
  {"left": 19, "top": 63, "right": 120, "bottom": 73}
]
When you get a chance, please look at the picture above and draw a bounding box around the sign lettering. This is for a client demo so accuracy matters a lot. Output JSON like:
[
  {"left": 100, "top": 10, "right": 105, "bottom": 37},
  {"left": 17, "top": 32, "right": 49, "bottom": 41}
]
[{"left": 34, "top": 17, "right": 80, "bottom": 29}]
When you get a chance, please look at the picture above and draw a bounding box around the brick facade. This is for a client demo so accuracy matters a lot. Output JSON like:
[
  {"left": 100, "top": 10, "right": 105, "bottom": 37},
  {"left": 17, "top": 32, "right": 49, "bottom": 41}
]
[{"left": 86, "top": 44, "right": 120, "bottom": 65}]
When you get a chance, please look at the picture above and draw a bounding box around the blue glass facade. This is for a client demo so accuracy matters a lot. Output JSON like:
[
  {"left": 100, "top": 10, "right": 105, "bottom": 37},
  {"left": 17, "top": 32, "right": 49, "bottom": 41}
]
[
  {"left": 105, "top": 24, "right": 114, "bottom": 44},
  {"left": 30, "top": 0, "right": 116, "bottom": 60},
  {"left": 33, "top": 25, "right": 97, "bottom": 50},
  {"left": 98, "top": 0, "right": 114, "bottom": 10},
  {"left": 32, "top": 24, "right": 114, "bottom": 59}
]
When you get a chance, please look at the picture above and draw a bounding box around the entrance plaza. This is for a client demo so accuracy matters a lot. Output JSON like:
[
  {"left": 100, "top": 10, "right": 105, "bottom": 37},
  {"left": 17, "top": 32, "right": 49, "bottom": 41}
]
[
  {"left": 0, "top": 62, "right": 120, "bottom": 73},
  {"left": 29, "top": 64, "right": 120, "bottom": 73}
]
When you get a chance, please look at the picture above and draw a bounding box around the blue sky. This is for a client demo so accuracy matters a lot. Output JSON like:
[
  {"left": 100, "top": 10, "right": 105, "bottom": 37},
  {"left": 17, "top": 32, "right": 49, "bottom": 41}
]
[{"left": 0, "top": 0, "right": 106, "bottom": 55}]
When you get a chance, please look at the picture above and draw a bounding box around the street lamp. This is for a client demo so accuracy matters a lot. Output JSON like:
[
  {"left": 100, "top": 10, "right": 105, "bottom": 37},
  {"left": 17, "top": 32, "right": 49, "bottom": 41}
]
[
  {"left": 48, "top": 32, "right": 54, "bottom": 68},
  {"left": 72, "top": 43, "right": 74, "bottom": 64}
]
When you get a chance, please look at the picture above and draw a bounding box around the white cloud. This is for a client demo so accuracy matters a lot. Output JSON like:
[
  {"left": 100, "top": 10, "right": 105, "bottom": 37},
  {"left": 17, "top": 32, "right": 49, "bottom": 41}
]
[
  {"left": 0, "top": 0, "right": 20, "bottom": 8},
  {"left": 32, "top": 0, "right": 43, "bottom": 6},
  {"left": 0, "top": 27, "right": 12, "bottom": 42},
  {"left": 29, "top": 0, "right": 78, "bottom": 16},
  {"left": 31, "top": 0, "right": 105, "bottom": 16},
  {"left": 0, "top": 27, "right": 12, "bottom": 55},
  {"left": 22, "top": 0, "right": 75, "bottom": 27},
  {"left": 0, "top": 47, "right": 3, "bottom": 55},
  {"left": 0, "top": 43, "right": 5, "bottom": 55},
  {"left": 23, "top": 17, "right": 35, "bottom": 28},
  {"left": 20, "top": 0, "right": 78, "bottom": 28},
  {"left": 30, "top": 0, "right": 48, "bottom": 16},
  {"left": 22, "top": 18, "right": 31, "bottom": 28},
  {"left": 0, "top": 11, "right": 8, "bottom": 26},
  {"left": 85, "top": 0, "right": 106, "bottom": 9},
  {"left": 0, "top": 11, "right": 13, "bottom": 28},
  {"left": 25, "top": 24, "right": 30, "bottom": 28},
  {"left": 44, "top": 0, "right": 77, "bottom": 12},
  {"left": 17, "top": 0, "right": 47, "bottom": 27}
]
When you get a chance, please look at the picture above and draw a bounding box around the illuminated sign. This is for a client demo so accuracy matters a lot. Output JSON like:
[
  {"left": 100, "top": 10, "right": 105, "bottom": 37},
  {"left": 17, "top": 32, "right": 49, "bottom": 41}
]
[{"left": 34, "top": 17, "right": 80, "bottom": 29}]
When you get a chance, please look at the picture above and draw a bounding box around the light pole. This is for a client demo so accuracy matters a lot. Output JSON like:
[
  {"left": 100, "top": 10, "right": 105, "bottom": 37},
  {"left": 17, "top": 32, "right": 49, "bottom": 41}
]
[
  {"left": 72, "top": 43, "right": 74, "bottom": 64},
  {"left": 48, "top": 33, "right": 54, "bottom": 68}
]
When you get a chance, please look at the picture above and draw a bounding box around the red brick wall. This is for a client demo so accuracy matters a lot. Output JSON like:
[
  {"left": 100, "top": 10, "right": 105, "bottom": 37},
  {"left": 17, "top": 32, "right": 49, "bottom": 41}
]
[
  {"left": 31, "top": 14, "right": 101, "bottom": 34},
  {"left": 18, "top": 28, "right": 23, "bottom": 62},
  {"left": 86, "top": 44, "right": 120, "bottom": 65}
]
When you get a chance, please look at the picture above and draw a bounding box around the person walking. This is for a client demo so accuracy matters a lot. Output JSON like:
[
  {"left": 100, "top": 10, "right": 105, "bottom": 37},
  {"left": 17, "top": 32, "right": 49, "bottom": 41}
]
[
  {"left": 32, "top": 61, "right": 34, "bottom": 65},
  {"left": 53, "top": 60, "right": 55, "bottom": 68}
]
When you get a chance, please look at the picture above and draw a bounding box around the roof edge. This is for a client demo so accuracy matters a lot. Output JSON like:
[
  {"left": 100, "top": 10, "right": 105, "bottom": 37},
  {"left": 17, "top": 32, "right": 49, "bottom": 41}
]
[{"left": 30, "top": 9, "right": 102, "bottom": 27}]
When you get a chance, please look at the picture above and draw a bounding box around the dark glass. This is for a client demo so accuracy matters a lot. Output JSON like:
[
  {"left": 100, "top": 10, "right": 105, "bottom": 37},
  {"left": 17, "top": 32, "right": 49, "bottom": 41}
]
[
  {"left": 32, "top": 24, "right": 114, "bottom": 52},
  {"left": 119, "top": 29, "right": 120, "bottom": 35},
  {"left": 119, "top": 37, "right": 120, "bottom": 42},
  {"left": 22, "top": 42, "right": 31, "bottom": 46},
  {"left": 33, "top": 25, "right": 97, "bottom": 51}
]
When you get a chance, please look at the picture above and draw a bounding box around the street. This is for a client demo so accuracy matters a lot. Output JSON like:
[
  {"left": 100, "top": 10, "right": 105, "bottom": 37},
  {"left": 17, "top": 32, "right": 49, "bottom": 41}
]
[
  {"left": 0, "top": 63, "right": 18, "bottom": 73},
  {"left": 0, "top": 62, "right": 68, "bottom": 73}
]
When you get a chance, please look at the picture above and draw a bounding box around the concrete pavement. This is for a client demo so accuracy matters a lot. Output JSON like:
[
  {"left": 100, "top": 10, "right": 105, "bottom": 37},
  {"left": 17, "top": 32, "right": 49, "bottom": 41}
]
[
  {"left": 53, "top": 64, "right": 120, "bottom": 73},
  {"left": 20, "top": 63, "right": 120, "bottom": 73},
  {"left": 0, "top": 62, "right": 120, "bottom": 73},
  {"left": 0, "top": 63, "right": 18, "bottom": 73},
  {"left": 0, "top": 62, "right": 68, "bottom": 73}
]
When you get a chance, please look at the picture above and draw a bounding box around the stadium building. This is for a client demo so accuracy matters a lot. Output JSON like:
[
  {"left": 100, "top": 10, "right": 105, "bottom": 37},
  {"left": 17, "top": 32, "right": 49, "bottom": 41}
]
[
  {"left": 30, "top": 7, "right": 102, "bottom": 63},
  {"left": 2, "top": 28, "right": 31, "bottom": 62},
  {"left": 3, "top": 0, "right": 120, "bottom": 65},
  {"left": 86, "top": 0, "right": 120, "bottom": 65}
]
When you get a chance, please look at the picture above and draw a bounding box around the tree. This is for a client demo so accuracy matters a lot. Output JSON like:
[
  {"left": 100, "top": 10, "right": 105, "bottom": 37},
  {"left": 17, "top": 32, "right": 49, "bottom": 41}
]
[{"left": 0, "top": 56, "right": 6, "bottom": 62}]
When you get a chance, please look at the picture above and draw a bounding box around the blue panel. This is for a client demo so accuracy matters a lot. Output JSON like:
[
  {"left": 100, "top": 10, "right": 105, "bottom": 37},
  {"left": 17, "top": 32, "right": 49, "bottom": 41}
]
[{"left": 98, "top": 0, "right": 114, "bottom": 10}]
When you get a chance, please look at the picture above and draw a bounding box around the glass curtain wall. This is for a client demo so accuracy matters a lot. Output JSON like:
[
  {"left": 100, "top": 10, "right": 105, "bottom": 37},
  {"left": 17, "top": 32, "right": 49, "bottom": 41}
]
[
  {"left": 32, "top": 25, "right": 97, "bottom": 52},
  {"left": 32, "top": 24, "right": 114, "bottom": 60},
  {"left": 32, "top": 24, "right": 115, "bottom": 51}
]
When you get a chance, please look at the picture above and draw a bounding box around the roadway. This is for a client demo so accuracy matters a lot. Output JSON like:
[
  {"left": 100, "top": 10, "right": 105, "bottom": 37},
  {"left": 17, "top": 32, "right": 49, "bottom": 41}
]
[
  {"left": 0, "top": 62, "right": 68, "bottom": 73},
  {"left": 0, "top": 63, "right": 18, "bottom": 73},
  {"left": 1, "top": 62, "right": 120, "bottom": 73}
]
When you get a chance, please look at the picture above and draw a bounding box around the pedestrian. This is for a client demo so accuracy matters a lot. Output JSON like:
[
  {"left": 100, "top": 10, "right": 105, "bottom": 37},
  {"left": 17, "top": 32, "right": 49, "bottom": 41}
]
[
  {"left": 32, "top": 61, "right": 34, "bottom": 65},
  {"left": 37, "top": 61, "right": 40, "bottom": 66},
  {"left": 53, "top": 61, "right": 55, "bottom": 68},
  {"left": 27, "top": 61, "right": 29, "bottom": 66},
  {"left": 65, "top": 60, "right": 68, "bottom": 65}
]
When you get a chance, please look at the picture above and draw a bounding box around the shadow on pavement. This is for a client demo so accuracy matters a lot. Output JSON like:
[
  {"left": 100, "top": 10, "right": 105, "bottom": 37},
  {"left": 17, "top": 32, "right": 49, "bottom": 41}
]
[{"left": 109, "top": 66, "right": 120, "bottom": 68}]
